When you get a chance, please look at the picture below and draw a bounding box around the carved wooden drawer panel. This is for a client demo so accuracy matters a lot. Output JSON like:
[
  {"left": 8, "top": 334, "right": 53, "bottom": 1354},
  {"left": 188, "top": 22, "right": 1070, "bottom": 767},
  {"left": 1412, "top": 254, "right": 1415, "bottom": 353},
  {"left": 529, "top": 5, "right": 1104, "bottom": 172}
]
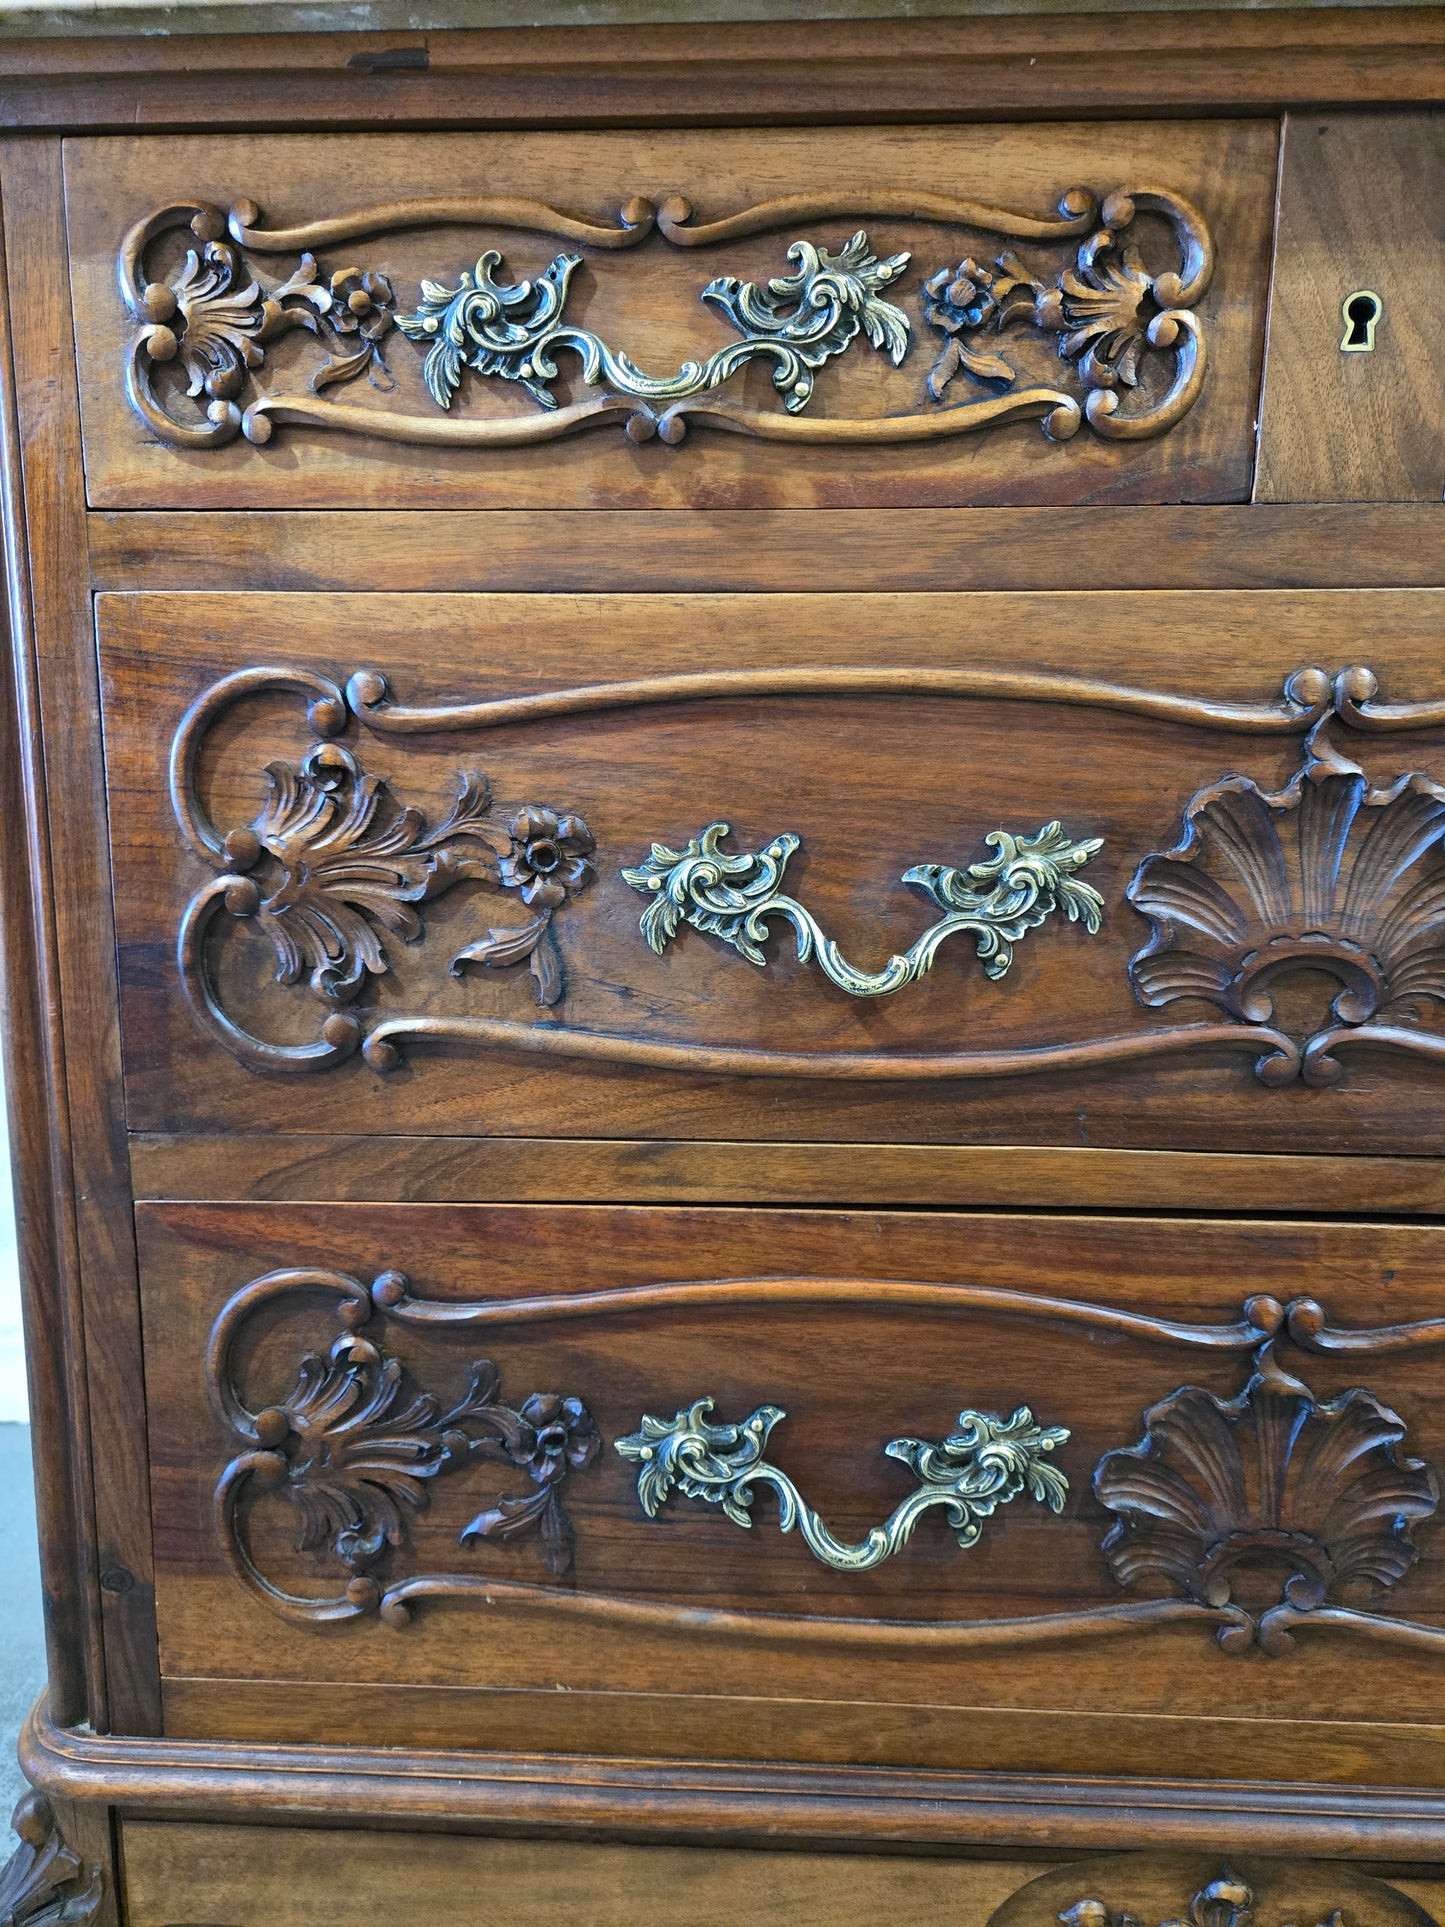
[
  {"left": 3, "top": 27, "right": 1444, "bottom": 1927},
  {"left": 139, "top": 1198, "right": 1445, "bottom": 1789},
  {"left": 67, "top": 122, "right": 1276, "bottom": 511},
  {"left": 101, "top": 586, "right": 1445, "bottom": 1154}
]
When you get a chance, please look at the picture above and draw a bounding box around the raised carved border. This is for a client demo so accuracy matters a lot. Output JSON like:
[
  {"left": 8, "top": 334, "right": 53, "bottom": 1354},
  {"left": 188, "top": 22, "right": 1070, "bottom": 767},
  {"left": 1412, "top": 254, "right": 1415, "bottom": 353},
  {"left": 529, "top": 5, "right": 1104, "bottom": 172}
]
[
  {"left": 171, "top": 658, "right": 1445, "bottom": 1087},
  {"left": 210, "top": 1261, "right": 1445, "bottom": 1662},
  {"left": 118, "top": 183, "right": 1211, "bottom": 453}
]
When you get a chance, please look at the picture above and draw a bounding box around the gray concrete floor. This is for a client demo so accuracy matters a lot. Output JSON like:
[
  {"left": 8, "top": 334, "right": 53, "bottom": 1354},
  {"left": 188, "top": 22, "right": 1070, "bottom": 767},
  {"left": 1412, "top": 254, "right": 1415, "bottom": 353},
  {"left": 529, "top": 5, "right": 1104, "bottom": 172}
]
[{"left": 0, "top": 1424, "right": 45, "bottom": 1833}]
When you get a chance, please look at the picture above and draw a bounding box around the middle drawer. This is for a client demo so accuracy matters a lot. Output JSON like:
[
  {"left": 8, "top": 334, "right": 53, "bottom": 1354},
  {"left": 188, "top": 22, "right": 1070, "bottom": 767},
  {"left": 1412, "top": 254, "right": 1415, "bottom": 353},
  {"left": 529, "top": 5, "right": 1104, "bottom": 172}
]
[{"left": 139, "top": 1199, "right": 1445, "bottom": 1783}]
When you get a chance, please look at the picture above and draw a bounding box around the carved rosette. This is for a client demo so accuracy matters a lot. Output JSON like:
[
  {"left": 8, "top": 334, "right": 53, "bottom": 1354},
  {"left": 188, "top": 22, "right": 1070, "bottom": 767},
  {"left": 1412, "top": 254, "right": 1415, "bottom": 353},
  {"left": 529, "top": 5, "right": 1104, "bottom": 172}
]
[{"left": 118, "top": 182, "right": 1212, "bottom": 453}]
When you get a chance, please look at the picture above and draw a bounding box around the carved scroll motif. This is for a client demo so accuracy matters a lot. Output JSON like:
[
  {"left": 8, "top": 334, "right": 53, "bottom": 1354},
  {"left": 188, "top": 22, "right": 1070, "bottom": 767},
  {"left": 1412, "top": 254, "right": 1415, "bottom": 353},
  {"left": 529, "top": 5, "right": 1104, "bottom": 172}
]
[
  {"left": 204, "top": 1261, "right": 1445, "bottom": 1660},
  {"left": 208, "top": 1267, "right": 600, "bottom": 1626},
  {"left": 118, "top": 183, "right": 1212, "bottom": 453},
  {"left": 170, "top": 660, "right": 1445, "bottom": 1085}
]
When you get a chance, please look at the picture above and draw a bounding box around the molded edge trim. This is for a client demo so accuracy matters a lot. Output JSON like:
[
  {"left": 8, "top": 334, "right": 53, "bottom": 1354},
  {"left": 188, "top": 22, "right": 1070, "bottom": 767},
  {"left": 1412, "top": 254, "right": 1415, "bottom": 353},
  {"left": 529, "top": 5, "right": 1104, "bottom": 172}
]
[{"left": 23, "top": 1695, "right": 1445, "bottom": 1857}]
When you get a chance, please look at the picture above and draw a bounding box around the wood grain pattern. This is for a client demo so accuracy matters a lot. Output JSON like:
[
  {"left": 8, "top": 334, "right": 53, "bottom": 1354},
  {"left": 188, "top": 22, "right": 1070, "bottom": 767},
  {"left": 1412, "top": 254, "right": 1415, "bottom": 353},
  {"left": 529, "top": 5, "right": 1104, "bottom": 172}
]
[
  {"left": 117, "top": 1819, "right": 1041, "bottom": 1927},
  {"left": 1, "top": 138, "right": 159, "bottom": 1733},
  {"left": 0, "top": 165, "right": 92, "bottom": 1732},
  {"left": 84, "top": 505, "right": 1445, "bottom": 596},
  {"left": 127, "top": 1133, "right": 1445, "bottom": 1215},
  {"left": 99, "top": 586, "right": 1445, "bottom": 1152},
  {"left": 65, "top": 122, "right": 1276, "bottom": 511},
  {"left": 4, "top": 10, "right": 1443, "bottom": 131},
  {"left": 0, "top": 8, "right": 1441, "bottom": 1904},
  {"left": 131, "top": 1199, "right": 1445, "bottom": 1786},
  {"left": 150, "top": 1673, "right": 1445, "bottom": 1792},
  {"left": 1255, "top": 111, "right": 1445, "bottom": 504},
  {"left": 26, "top": 1694, "right": 1445, "bottom": 1859}
]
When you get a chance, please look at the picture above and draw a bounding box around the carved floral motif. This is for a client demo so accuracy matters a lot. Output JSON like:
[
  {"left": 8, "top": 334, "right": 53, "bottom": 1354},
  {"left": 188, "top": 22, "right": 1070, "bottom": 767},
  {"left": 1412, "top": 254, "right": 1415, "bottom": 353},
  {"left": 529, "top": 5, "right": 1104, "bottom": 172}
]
[
  {"left": 922, "top": 186, "right": 1212, "bottom": 439},
  {"left": 118, "top": 183, "right": 1209, "bottom": 452},
  {"left": 212, "top": 1267, "right": 600, "bottom": 1624},
  {"left": 239, "top": 747, "right": 500, "bottom": 1005},
  {"left": 173, "top": 671, "right": 595, "bottom": 1073},
  {"left": 1094, "top": 1346, "right": 1439, "bottom": 1655}
]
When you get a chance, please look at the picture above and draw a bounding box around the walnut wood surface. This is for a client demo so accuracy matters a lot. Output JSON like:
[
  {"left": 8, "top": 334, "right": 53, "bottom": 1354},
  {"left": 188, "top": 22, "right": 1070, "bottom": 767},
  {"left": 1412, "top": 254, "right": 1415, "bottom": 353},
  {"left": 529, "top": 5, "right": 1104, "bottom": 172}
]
[
  {"left": 1255, "top": 112, "right": 1445, "bottom": 504},
  {"left": 101, "top": 586, "right": 1445, "bottom": 1152},
  {"left": 4, "top": 10, "right": 1442, "bottom": 130},
  {"left": 85, "top": 505, "right": 1445, "bottom": 596},
  {"left": 0, "top": 13, "right": 1443, "bottom": 1890},
  {"left": 132, "top": 1199, "right": 1445, "bottom": 1783},
  {"left": 0, "top": 168, "right": 91, "bottom": 1733},
  {"left": 27, "top": 1694, "right": 1445, "bottom": 1862},
  {"left": 67, "top": 122, "right": 1275, "bottom": 510},
  {"left": 118, "top": 1819, "right": 1041, "bottom": 1927},
  {"left": 1, "top": 139, "right": 159, "bottom": 1734},
  {"left": 128, "top": 1133, "right": 1445, "bottom": 1214},
  {"left": 149, "top": 1673, "right": 1445, "bottom": 1792}
]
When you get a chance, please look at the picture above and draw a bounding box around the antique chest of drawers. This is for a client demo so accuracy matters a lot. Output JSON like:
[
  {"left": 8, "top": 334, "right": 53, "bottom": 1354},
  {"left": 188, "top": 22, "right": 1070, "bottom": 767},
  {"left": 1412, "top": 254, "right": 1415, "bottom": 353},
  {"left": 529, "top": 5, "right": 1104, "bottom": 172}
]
[{"left": 0, "top": 10, "right": 1443, "bottom": 1926}]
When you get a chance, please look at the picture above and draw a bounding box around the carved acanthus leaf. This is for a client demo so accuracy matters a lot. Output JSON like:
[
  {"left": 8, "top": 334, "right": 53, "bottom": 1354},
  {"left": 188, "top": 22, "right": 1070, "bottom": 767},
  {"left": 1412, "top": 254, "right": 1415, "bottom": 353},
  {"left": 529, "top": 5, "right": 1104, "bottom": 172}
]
[
  {"left": 213, "top": 1269, "right": 601, "bottom": 1625},
  {"left": 120, "top": 186, "right": 1210, "bottom": 451},
  {"left": 0, "top": 1794, "right": 102, "bottom": 1927}
]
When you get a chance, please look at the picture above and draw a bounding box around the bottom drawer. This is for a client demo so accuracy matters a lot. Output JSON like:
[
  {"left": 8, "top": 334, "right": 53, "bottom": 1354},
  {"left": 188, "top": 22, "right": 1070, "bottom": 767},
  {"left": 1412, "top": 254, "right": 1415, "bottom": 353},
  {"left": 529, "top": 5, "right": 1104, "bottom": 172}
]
[
  {"left": 117, "top": 1824, "right": 1443, "bottom": 1927},
  {"left": 138, "top": 1201, "right": 1445, "bottom": 1783}
]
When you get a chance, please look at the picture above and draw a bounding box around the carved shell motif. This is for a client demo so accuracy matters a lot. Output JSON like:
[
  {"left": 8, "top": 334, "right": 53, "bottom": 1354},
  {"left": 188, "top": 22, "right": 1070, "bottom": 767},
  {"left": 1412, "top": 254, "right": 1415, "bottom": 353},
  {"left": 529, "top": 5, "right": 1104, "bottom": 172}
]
[
  {"left": 1094, "top": 1351, "right": 1439, "bottom": 1651},
  {"left": 1128, "top": 765, "right": 1445, "bottom": 1041}
]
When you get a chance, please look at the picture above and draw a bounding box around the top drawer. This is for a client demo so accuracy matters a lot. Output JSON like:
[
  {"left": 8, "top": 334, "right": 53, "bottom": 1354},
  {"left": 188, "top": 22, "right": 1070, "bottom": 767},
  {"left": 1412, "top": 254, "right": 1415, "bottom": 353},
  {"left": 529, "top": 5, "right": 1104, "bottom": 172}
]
[{"left": 66, "top": 121, "right": 1276, "bottom": 510}]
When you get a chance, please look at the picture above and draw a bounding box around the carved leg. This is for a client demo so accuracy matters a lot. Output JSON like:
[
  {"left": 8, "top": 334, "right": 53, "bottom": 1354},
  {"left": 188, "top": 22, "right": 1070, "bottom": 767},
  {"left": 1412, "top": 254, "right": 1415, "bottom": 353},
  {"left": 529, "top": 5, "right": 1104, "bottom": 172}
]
[{"left": 0, "top": 1790, "right": 103, "bottom": 1927}]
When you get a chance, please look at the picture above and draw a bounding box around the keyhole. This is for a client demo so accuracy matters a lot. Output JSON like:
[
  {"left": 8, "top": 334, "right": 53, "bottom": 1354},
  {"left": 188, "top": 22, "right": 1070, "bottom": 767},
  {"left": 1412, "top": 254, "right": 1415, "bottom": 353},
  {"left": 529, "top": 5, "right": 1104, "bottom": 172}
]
[{"left": 1340, "top": 290, "right": 1382, "bottom": 353}]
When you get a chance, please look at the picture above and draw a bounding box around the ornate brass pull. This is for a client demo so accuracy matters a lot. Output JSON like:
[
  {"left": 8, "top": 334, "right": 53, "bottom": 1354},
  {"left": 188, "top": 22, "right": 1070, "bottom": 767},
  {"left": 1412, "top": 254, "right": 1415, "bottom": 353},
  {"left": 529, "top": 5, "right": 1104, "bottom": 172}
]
[
  {"left": 622, "top": 819, "right": 1104, "bottom": 997},
  {"left": 615, "top": 1398, "right": 1069, "bottom": 1572}
]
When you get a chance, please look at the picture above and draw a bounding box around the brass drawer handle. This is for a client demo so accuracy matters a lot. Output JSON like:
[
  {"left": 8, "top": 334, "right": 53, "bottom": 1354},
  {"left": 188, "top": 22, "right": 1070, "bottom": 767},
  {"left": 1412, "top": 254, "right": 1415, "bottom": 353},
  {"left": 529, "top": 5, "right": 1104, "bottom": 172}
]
[
  {"left": 624, "top": 819, "right": 1103, "bottom": 996},
  {"left": 615, "top": 1399, "right": 1069, "bottom": 1572}
]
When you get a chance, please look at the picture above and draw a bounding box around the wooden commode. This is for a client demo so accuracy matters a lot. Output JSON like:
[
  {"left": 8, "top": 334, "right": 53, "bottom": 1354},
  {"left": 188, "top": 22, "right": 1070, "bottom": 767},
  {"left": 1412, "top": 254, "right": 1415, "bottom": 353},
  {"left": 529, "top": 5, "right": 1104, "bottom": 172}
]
[{"left": 0, "top": 11, "right": 1442, "bottom": 1925}]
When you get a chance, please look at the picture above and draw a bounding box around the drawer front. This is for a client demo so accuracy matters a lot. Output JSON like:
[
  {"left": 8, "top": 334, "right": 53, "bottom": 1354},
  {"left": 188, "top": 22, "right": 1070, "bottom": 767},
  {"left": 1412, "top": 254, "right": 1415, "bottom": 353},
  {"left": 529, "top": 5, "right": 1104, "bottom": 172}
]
[
  {"left": 140, "top": 1199, "right": 1445, "bottom": 1783},
  {"left": 68, "top": 121, "right": 1275, "bottom": 510},
  {"left": 102, "top": 586, "right": 1445, "bottom": 1154},
  {"left": 116, "top": 1825, "right": 1442, "bottom": 1927},
  {"left": 119, "top": 1822, "right": 1041, "bottom": 1927}
]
